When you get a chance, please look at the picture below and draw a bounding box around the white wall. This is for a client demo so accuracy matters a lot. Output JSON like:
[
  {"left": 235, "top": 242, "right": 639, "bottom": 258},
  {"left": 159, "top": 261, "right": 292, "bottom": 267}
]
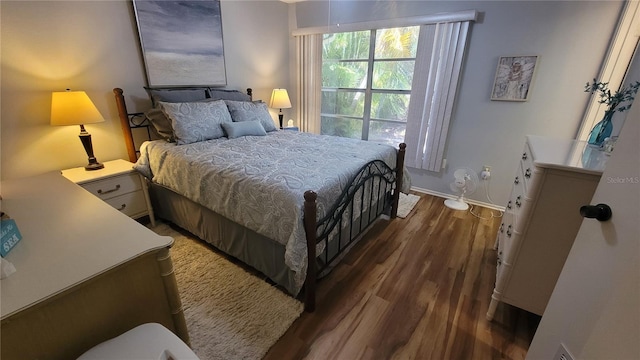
[
  {"left": 294, "top": 0, "right": 624, "bottom": 206},
  {"left": 0, "top": 0, "right": 290, "bottom": 181}
]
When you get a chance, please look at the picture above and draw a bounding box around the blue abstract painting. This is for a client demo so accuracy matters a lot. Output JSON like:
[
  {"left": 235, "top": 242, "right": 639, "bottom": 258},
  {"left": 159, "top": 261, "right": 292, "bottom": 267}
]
[{"left": 133, "top": 0, "right": 227, "bottom": 86}]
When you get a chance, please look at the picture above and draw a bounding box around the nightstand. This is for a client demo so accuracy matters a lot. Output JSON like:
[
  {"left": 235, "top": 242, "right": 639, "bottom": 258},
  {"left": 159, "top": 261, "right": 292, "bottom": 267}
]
[{"left": 61, "top": 159, "right": 156, "bottom": 226}]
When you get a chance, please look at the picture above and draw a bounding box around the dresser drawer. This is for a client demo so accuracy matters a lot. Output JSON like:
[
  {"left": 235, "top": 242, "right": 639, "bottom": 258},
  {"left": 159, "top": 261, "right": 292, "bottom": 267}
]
[
  {"left": 507, "top": 165, "right": 527, "bottom": 214},
  {"left": 520, "top": 143, "right": 536, "bottom": 192},
  {"left": 104, "top": 190, "right": 147, "bottom": 217},
  {"left": 498, "top": 212, "right": 515, "bottom": 265},
  {"left": 82, "top": 173, "right": 142, "bottom": 200}
]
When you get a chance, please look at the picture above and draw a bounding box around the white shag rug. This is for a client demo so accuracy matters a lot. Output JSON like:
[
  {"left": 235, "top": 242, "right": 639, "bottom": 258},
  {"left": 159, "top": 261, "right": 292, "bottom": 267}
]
[
  {"left": 152, "top": 223, "right": 304, "bottom": 360},
  {"left": 397, "top": 192, "right": 421, "bottom": 218}
]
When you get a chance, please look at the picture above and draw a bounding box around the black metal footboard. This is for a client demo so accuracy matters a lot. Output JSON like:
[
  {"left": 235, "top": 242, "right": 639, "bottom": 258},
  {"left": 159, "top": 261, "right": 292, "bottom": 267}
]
[{"left": 303, "top": 143, "right": 406, "bottom": 311}]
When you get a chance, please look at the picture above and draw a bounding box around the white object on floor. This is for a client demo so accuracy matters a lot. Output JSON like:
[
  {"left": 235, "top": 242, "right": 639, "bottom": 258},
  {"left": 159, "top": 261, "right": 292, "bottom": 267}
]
[
  {"left": 77, "top": 323, "right": 199, "bottom": 360},
  {"left": 444, "top": 197, "right": 470, "bottom": 211},
  {"left": 444, "top": 168, "right": 478, "bottom": 211},
  {"left": 397, "top": 193, "right": 420, "bottom": 218}
]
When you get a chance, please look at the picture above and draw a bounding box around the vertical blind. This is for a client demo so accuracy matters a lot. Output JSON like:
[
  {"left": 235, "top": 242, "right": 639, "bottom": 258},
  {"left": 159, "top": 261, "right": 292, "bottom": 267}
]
[
  {"left": 295, "top": 34, "right": 322, "bottom": 134},
  {"left": 404, "top": 21, "right": 471, "bottom": 171}
]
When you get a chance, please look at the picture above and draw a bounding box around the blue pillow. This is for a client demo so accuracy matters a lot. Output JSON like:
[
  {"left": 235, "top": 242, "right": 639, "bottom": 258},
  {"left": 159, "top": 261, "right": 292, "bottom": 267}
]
[
  {"left": 148, "top": 88, "right": 208, "bottom": 104},
  {"left": 221, "top": 121, "right": 267, "bottom": 139},
  {"left": 224, "top": 100, "right": 278, "bottom": 132},
  {"left": 159, "top": 100, "right": 232, "bottom": 145}
]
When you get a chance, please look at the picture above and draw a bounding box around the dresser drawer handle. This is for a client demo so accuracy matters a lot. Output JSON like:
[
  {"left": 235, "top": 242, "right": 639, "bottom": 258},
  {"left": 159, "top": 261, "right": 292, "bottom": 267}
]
[
  {"left": 514, "top": 176, "right": 520, "bottom": 185},
  {"left": 97, "top": 184, "right": 121, "bottom": 195},
  {"left": 515, "top": 196, "right": 522, "bottom": 208},
  {"left": 116, "top": 204, "right": 126, "bottom": 211},
  {"left": 506, "top": 225, "right": 512, "bottom": 237},
  {"left": 525, "top": 168, "right": 532, "bottom": 178},
  {"left": 499, "top": 223, "right": 504, "bottom": 233},
  {"left": 522, "top": 152, "right": 528, "bottom": 160},
  {"left": 507, "top": 201, "right": 512, "bottom": 210}
]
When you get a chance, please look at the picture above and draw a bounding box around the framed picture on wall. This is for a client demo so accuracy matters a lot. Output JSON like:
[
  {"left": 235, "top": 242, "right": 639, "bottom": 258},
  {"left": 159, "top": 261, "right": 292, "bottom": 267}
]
[
  {"left": 133, "top": 0, "right": 227, "bottom": 87},
  {"left": 491, "top": 55, "right": 538, "bottom": 101}
]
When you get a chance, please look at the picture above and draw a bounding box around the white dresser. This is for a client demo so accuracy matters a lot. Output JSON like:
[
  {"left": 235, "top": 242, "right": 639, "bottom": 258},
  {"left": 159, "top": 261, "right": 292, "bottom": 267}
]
[{"left": 487, "top": 135, "right": 609, "bottom": 320}]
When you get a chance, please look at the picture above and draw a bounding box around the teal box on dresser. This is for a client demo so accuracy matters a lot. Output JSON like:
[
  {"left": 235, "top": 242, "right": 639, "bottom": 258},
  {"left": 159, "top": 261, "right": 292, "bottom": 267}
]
[{"left": 0, "top": 218, "right": 22, "bottom": 257}]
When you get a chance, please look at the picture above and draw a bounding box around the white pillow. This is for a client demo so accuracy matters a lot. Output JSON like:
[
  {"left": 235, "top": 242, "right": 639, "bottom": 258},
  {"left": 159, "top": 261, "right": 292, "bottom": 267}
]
[{"left": 159, "top": 100, "right": 232, "bottom": 145}]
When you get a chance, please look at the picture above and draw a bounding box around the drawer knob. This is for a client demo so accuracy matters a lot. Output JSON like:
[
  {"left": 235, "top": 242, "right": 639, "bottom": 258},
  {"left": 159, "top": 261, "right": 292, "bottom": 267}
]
[
  {"left": 506, "top": 225, "right": 512, "bottom": 237},
  {"left": 525, "top": 168, "right": 532, "bottom": 178},
  {"left": 507, "top": 201, "right": 512, "bottom": 209},
  {"left": 580, "top": 204, "right": 612, "bottom": 222},
  {"left": 116, "top": 203, "right": 127, "bottom": 211},
  {"left": 522, "top": 152, "right": 528, "bottom": 160},
  {"left": 97, "top": 184, "right": 121, "bottom": 195},
  {"left": 515, "top": 196, "right": 522, "bottom": 208},
  {"left": 514, "top": 176, "right": 520, "bottom": 185}
]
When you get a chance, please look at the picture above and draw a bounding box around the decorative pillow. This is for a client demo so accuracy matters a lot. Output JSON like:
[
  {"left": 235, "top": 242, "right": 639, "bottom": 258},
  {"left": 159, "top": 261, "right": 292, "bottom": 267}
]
[
  {"left": 144, "top": 108, "right": 174, "bottom": 142},
  {"left": 159, "top": 100, "right": 232, "bottom": 145},
  {"left": 224, "top": 100, "right": 278, "bottom": 132},
  {"left": 147, "top": 88, "right": 208, "bottom": 104},
  {"left": 221, "top": 121, "right": 267, "bottom": 139},
  {"left": 208, "top": 88, "right": 252, "bottom": 102}
]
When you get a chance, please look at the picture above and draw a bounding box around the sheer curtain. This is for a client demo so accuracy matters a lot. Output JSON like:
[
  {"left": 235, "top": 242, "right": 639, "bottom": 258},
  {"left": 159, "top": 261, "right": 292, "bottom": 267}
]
[
  {"left": 404, "top": 21, "right": 471, "bottom": 172},
  {"left": 295, "top": 34, "right": 322, "bottom": 134}
]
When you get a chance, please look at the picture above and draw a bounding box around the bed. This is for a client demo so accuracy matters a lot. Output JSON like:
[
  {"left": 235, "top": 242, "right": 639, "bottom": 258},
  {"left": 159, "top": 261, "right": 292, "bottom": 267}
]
[{"left": 113, "top": 87, "right": 407, "bottom": 311}]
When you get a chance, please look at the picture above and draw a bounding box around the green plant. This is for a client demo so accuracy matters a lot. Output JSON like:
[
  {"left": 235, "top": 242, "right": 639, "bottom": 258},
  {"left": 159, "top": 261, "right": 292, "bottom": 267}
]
[{"left": 585, "top": 79, "right": 640, "bottom": 113}]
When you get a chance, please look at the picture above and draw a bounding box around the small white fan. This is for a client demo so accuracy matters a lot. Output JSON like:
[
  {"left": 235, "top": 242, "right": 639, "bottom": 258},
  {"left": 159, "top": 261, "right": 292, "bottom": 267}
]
[{"left": 444, "top": 167, "right": 479, "bottom": 211}]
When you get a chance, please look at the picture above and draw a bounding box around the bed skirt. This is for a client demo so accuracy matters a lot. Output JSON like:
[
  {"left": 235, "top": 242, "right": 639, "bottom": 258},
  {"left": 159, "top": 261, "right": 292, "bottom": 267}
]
[
  {"left": 149, "top": 181, "right": 390, "bottom": 297},
  {"left": 149, "top": 182, "right": 300, "bottom": 295}
]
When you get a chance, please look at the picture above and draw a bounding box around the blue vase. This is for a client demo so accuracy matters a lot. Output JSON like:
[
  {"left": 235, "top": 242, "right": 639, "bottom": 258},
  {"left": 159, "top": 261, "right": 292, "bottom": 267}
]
[{"left": 587, "top": 111, "right": 614, "bottom": 146}]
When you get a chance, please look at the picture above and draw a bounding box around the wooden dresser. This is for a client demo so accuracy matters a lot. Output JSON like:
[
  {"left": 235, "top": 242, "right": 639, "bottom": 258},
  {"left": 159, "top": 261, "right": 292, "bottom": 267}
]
[
  {"left": 487, "top": 135, "right": 609, "bottom": 320},
  {"left": 0, "top": 172, "right": 188, "bottom": 359}
]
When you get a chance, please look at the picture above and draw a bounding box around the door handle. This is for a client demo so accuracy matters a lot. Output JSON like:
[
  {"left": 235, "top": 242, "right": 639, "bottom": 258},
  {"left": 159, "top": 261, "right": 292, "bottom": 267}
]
[{"left": 580, "top": 204, "right": 612, "bottom": 222}]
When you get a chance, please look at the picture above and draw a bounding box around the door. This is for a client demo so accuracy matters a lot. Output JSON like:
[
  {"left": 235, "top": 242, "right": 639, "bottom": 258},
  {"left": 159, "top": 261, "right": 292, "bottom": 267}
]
[{"left": 526, "top": 102, "right": 640, "bottom": 358}]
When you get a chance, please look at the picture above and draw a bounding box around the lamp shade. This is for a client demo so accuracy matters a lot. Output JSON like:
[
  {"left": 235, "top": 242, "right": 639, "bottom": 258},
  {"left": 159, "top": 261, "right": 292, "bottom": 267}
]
[
  {"left": 51, "top": 91, "right": 105, "bottom": 126},
  {"left": 268, "top": 89, "right": 292, "bottom": 109}
]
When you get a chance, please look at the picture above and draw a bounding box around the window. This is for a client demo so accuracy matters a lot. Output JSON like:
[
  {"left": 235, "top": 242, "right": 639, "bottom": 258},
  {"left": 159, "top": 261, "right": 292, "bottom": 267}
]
[
  {"left": 320, "top": 27, "right": 419, "bottom": 146},
  {"left": 294, "top": 10, "right": 477, "bottom": 171}
]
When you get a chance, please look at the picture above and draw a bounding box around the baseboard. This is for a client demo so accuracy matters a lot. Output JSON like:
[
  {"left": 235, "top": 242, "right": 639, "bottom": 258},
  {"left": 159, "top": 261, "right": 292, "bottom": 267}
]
[{"left": 409, "top": 186, "right": 505, "bottom": 212}]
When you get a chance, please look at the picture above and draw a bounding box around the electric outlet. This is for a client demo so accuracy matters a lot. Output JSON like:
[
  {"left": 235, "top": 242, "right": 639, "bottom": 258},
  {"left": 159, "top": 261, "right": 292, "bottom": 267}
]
[
  {"left": 554, "top": 343, "right": 575, "bottom": 360},
  {"left": 480, "top": 165, "right": 491, "bottom": 180}
]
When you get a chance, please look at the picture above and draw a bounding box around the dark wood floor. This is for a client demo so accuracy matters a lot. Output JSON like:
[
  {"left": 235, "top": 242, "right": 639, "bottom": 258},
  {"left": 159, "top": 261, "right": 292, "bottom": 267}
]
[{"left": 264, "top": 194, "right": 540, "bottom": 360}]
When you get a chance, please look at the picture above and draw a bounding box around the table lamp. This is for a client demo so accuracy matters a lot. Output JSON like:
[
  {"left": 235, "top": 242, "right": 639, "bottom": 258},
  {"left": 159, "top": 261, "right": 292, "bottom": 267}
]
[
  {"left": 51, "top": 90, "right": 105, "bottom": 170},
  {"left": 269, "top": 89, "right": 292, "bottom": 129}
]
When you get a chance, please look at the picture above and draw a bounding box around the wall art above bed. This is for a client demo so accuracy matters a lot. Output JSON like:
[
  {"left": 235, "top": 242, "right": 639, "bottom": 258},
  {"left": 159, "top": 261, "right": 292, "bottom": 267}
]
[{"left": 133, "top": 0, "right": 227, "bottom": 87}]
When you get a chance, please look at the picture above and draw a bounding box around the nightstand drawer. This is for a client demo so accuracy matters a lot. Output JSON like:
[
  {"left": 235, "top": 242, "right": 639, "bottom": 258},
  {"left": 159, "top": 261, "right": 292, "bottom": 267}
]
[
  {"left": 82, "top": 173, "right": 141, "bottom": 200},
  {"left": 105, "top": 191, "right": 147, "bottom": 217}
]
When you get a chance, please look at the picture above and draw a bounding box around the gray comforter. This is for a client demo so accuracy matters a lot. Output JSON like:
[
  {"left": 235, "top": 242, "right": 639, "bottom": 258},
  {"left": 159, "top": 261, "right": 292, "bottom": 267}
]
[{"left": 135, "top": 130, "right": 407, "bottom": 292}]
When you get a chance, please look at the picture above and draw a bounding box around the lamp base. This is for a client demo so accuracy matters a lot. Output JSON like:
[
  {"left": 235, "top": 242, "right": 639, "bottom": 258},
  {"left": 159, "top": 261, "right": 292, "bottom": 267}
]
[{"left": 79, "top": 125, "right": 103, "bottom": 171}]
